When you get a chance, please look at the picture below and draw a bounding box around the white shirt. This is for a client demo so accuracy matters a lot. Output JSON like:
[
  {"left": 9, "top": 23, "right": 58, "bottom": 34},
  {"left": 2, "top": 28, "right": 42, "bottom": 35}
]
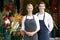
[
  {"left": 21, "top": 15, "right": 40, "bottom": 31},
  {"left": 35, "top": 12, "right": 54, "bottom": 32},
  {"left": 36, "top": 13, "right": 44, "bottom": 20}
]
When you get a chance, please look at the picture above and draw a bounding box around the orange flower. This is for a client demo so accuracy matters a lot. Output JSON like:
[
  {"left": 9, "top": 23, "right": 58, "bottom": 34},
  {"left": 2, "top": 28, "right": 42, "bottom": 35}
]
[
  {"left": 17, "top": 32, "right": 21, "bottom": 36},
  {"left": 14, "top": 13, "right": 23, "bottom": 23}
]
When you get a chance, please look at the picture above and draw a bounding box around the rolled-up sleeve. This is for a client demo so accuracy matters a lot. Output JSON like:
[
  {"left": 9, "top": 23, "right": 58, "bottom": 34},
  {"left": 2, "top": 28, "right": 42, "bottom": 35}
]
[{"left": 48, "top": 15, "right": 53, "bottom": 32}]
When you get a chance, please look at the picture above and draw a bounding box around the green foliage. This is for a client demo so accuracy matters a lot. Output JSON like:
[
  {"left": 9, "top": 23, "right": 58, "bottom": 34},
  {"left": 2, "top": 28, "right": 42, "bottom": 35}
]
[{"left": 0, "top": 12, "right": 4, "bottom": 25}]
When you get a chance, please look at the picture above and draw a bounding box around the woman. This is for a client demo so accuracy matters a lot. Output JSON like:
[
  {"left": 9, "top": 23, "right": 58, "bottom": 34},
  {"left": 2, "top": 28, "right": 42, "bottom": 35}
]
[
  {"left": 36, "top": 2, "right": 53, "bottom": 40},
  {"left": 21, "top": 4, "right": 40, "bottom": 40}
]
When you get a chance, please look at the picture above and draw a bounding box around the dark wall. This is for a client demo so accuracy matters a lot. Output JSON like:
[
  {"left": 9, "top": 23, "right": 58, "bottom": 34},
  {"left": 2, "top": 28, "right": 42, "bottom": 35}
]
[
  {"left": 56, "top": 0, "right": 60, "bottom": 37},
  {"left": 57, "top": 0, "right": 60, "bottom": 28},
  {"left": 0, "top": 0, "right": 4, "bottom": 12},
  {"left": 15, "top": 0, "right": 20, "bottom": 13}
]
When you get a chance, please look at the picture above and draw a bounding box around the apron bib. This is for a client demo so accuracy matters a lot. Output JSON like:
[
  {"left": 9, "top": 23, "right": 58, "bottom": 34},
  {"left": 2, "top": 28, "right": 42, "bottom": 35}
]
[
  {"left": 24, "top": 16, "right": 38, "bottom": 40},
  {"left": 38, "top": 13, "right": 49, "bottom": 40}
]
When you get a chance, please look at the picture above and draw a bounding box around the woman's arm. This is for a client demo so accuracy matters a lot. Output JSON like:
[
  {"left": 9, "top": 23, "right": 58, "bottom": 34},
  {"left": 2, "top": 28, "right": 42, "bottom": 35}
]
[{"left": 20, "top": 16, "right": 26, "bottom": 35}]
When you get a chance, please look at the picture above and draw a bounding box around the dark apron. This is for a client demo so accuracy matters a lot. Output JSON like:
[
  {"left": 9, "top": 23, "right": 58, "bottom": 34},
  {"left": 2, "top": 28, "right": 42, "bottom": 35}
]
[
  {"left": 38, "top": 13, "right": 49, "bottom": 40},
  {"left": 24, "top": 16, "right": 38, "bottom": 40}
]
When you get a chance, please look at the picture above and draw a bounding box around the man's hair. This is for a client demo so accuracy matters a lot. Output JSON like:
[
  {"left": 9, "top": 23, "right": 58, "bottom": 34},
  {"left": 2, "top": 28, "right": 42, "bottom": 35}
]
[{"left": 39, "top": 2, "right": 45, "bottom": 5}]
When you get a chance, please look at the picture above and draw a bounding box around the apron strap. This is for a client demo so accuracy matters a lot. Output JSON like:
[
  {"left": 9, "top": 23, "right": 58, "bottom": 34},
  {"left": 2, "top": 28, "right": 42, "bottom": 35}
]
[
  {"left": 33, "top": 15, "right": 34, "bottom": 19},
  {"left": 26, "top": 15, "right": 27, "bottom": 19},
  {"left": 43, "top": 13, "right": 45, "bottom": 21}
]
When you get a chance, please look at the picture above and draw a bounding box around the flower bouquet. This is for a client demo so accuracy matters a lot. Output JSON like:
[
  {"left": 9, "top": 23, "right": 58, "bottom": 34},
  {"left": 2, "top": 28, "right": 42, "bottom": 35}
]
[{"left": 10, "top": 13, "right": 23, "bottom": 36}]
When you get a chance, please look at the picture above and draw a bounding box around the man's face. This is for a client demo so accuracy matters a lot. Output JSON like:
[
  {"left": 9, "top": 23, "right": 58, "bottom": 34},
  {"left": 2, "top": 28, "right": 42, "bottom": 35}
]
[{"left": 39, "top": 4, "right": 45, "bottom": 11}]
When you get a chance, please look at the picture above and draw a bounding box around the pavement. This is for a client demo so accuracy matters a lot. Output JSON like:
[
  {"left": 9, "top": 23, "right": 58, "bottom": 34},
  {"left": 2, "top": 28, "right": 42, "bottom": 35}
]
[{"left": 50, "top": 37, "right": 60, "bottom": 40}]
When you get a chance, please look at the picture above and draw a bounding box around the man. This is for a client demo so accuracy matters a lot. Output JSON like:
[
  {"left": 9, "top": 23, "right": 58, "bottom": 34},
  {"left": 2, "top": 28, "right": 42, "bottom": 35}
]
[{"left": 35, "top": 2, "right": 53, "bottom": 40}]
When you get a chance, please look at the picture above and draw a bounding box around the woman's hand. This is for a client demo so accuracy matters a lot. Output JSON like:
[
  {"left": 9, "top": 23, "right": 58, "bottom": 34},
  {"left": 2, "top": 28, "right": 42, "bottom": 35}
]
[
  {"left": 29, "top": 32, "right": 35, "bottom": 36},
  {"left": 25, "top": 32, "right": 31, "bottom": 36},
  {"left": 21, "top": 30, "right": 36, "bottom": 36},
  {"left": 25, "top": 31, "right": 35, "bottom": 37},
  {"left": 20, "top": 30, "right": 25, "bottom": 36}
]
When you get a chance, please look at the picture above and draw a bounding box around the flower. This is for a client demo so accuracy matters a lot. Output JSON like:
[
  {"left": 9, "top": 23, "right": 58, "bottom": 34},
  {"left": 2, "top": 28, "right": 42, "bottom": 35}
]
[
  {"left": 3, "top": 14, "right": 11, "bottom": 27},
  {"left": 5, "top": 4, "right": 13, "bottom": 11},
  {"left": 14, "top": 13, "right": 23, "bottom": 23},
  {"left": 3, "top": 14, "right": 9, "bottom": 20},
  {"left": 17, "top": 32, "right": 21, "bottom": 36},
  {"left": 10, "top": 13, "right": 23, "bottom": 34}
]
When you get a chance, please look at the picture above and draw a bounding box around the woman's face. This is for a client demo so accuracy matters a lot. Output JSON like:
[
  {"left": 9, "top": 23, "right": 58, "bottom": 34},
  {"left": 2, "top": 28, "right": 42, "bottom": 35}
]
[
  {"left": 27, "top": 4, "right": 33, "bottom": 12},
  {"left": 39, "top": 4, "right": 45, "bottom": 12}
]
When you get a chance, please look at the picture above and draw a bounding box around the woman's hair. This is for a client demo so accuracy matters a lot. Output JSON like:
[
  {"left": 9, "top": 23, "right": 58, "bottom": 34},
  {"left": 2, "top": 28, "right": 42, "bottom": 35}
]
[{"left": 26, "top": 4, "right": 33, "bottom": 8}]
